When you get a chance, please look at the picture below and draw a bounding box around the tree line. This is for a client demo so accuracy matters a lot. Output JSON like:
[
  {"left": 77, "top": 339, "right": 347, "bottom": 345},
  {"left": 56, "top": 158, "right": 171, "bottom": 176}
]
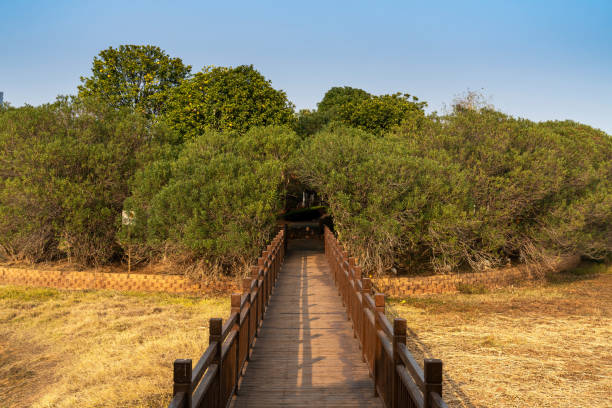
[{"left": 0, "top": 44, "right": 610, "bottom": 276}]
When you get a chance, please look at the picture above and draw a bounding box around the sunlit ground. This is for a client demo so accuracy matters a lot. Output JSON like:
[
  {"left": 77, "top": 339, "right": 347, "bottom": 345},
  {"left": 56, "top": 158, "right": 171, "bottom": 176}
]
[
  {"left": 389, "top": 263, "right": 612, "bottom": 408},
  {"left": 0, "top": 287, "right": 228, "bottom": 408}
]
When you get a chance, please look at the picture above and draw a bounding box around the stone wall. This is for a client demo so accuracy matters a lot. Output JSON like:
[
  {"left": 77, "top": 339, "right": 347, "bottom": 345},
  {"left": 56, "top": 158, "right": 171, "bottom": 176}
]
[
  {"left": 0, "top": 266, "right": 238, "bottom": 294},
  {"left": 374, "top": 255, "right": 580, "bottom": 297}
]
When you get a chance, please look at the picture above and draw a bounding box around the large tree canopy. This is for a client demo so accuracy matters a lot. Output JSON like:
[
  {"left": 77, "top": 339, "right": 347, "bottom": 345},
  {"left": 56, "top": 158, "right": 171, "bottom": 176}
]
[
  {"left": 317, "top": 86, "right": 371, "bottom": 116},
  {"left": 161, "top": 65, "right": 295, "bottom": 139},
  {"left": 296, "top": 86, "right": 427, "bottom": 136},
  {"left": 78, "top": 45, "right": 191, "bottom": 116}
]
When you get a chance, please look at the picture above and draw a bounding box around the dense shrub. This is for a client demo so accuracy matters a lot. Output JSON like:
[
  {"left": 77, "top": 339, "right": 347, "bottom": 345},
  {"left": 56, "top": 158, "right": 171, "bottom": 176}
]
[
  {"left": 295, "top": 108, "right": 612, "bottom": 274},
  {"left": 0, "top": 97, "right": 174, "bottom": 265},
  {"left": 121, "top": 126, "right": 300, "bottom": 274}
]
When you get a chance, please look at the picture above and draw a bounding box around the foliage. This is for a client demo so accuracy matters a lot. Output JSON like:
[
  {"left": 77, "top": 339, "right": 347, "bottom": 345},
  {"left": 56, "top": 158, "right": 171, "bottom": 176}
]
[
  {"left": 296, "top": 86, "right": 427, "bottom": 137},
  {"left": 78, "top": 44, "right": 191, "bottom": 116},
  {"left": 294, "top": 109, "right": 328, "bottom": 138},
  {"left": 295, "top": 108, "right": 612, "bottom": 274},
  {"left": 0, "top": 97, "right": 174, "bottom": 265},
  {"left": 294, "top": 125, "right": 463, "bottom": 272},
  {"left": 122, "top": 126, "right": 300, "bottom": 273},
  {"left": 162, "top": 65, "right": 295, "bottom": 140},
  {"left": 4, "top": 43, "right": 610, "bottom": 278},
  {"left": 334, "top": 92, "right": 427, "bottom": 135},
  {"left": 317, "top": 86, "right": 371, "bottom": 116}
]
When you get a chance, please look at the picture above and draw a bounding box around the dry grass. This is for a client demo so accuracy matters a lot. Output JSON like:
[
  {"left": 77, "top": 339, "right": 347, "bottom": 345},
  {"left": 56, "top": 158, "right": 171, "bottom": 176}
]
[
  {"left": 388, "top": 263, "right": 612, "bottom": 408},
  {"left": 0, "top": 286, "right": 229, "bottom": 408}
]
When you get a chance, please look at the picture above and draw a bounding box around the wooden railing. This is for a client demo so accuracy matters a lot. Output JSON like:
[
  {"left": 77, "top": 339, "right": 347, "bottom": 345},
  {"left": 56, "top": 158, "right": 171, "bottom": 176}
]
[
  {"left": 168, "top": 227, "right": 287, "bottom": 408},
  {"left": 324, "top": 226, "right": 449, "bottom": 408}
]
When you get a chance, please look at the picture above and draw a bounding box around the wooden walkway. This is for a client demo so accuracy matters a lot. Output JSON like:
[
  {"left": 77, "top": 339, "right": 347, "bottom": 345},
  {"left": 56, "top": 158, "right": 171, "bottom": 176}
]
[{"left": 232, "top": 240, "right": 383, "bottom": 407}]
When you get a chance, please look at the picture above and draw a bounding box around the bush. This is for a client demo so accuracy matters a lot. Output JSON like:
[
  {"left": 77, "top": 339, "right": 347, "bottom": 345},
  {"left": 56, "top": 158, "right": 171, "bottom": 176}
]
[
  {"left": 121, "top": 125, "right": 300, "bottom": 274},
  {"left": 294, "top": 108, "right": 612, "bottom": 274},
  {"left": 0, "top": 97, "right": 174, "bottom": 265},
  {"left": 294, "top": 125, "right": 465, "bottom": 272}
]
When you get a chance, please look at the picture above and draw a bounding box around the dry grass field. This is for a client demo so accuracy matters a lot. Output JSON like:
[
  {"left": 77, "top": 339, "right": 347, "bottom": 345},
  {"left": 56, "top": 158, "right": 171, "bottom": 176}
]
[
  {"left": 1, "top": 263, "right": 610, "bottom": 408},
  {"left": 0, "top": 286, "right": 228, "bottom": 408},
  {"left": 389, "top": 263, "right": 612, "bottom": 408}
]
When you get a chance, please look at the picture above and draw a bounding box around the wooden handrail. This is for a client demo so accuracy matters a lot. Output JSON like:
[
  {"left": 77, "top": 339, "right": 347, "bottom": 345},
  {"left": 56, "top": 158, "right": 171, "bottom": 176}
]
[
  {"left": 192, "top": 364, "right": 218, "bottom": 407},
  {"left": 323, "top": 225, "right": 448, "bottom": 408},
  {"left": 398, "top": 343, "right": 424, "bottom": 388},
  {"left": 168, "top": 392, "right": 186, "bottom": 408},
  {"left": 168, "top": 225, "right": 287, "bottom": 408},
  {"left": 431, "top": 392, "right": 448, "bottom": 408},
  {"left": 396, "top": 364, "right": 424, "bottom": 407},
  {"left": 191, "top": 345, "right": 216, "bottom": 386}
]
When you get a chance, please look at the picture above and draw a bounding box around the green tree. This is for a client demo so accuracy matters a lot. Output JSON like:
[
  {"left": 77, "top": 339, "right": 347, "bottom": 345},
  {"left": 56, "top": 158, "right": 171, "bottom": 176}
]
[
  {"left": 297, "top": 87, "right": 427, "bottom": 137},
  {"left": 78, "top": 45, "right": 191, "bottom": 116},
  {"left": 162, "top": 65, "right": 295, "bottom": 139},
  {"left": 317, "top": 86, "right": 371, "bottom": 116},
  {"left": 294, "top": 109, "right": 328, "bottom": 138},
  {"left": 0, "top": 96, "right": 176, "bottom": 265},
  {"left": 335, "top": 92, "right": 427, "bottom": 135}
]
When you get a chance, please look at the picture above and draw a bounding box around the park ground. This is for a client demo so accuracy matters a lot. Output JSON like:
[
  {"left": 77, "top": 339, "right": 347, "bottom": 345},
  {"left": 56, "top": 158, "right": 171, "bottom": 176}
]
[
  {"left": 0, "top": 287, "right": 228, "bottom": 407},
  {"left": 389, "top": 263, "right": 612, "bottom": 408},
  {"left": 0, "top": 263, "right": 610, "bottom": 407}
]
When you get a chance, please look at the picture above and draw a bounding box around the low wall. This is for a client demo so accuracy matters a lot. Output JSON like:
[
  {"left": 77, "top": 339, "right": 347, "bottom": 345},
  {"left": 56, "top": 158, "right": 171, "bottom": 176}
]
[
  {"left": 0, "top": 266, "right": 238, "bottom": 294},
  {"left": 374, "top": 255, "right": 581, "bottom": 297}
]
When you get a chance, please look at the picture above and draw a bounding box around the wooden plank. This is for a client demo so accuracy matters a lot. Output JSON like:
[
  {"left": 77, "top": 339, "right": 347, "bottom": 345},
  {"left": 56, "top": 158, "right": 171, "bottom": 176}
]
[{"left": 232, "top": 240, "right": 383, "bottom": 407}]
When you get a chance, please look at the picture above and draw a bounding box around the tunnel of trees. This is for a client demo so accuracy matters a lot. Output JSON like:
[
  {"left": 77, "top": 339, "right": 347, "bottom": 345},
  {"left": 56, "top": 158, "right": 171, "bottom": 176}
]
[{"left": 0, "top": 44, "right": 610, "bottom": 276}]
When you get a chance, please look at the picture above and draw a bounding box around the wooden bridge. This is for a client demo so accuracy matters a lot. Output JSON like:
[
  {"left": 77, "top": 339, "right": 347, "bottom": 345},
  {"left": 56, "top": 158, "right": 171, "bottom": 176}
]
[{"left": 168, "top": 227, "right": 448, "bottom": 408}]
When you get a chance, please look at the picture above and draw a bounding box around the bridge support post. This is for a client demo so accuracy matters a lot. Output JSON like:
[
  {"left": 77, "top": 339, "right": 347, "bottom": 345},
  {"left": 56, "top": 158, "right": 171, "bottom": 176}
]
[
  {"left": 392, "top": 318, "right": 407, "bottom": 408},
  {"left": 423, "top": 359, "right": 443, "bottom": 408},
  {"left": 173, "top": 359, "right": 192, "bottom": 408}
]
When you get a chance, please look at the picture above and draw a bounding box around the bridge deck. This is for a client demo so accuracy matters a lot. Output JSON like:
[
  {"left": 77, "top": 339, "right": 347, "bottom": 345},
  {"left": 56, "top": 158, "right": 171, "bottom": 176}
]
[{"left": 232, "top": 240, "right": 383, "bottom": 407}]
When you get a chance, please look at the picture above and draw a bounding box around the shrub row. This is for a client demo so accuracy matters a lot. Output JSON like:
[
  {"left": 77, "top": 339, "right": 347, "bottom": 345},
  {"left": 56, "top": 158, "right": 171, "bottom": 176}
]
[
  {"left": 1, "top": 63, "right": 610, "bottom": 275},
  {"left": 295, "top": 108, "right": 612, "bottom": 274}
]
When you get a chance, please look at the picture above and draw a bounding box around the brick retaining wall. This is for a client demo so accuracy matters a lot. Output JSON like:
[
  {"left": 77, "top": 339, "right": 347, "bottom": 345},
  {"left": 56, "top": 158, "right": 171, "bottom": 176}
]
[
  {"left": 0, "top": 266, "right": 238, "bottom": 294},
  {"left": 374, "top": 255, "right": 581, "bottom": 296}
]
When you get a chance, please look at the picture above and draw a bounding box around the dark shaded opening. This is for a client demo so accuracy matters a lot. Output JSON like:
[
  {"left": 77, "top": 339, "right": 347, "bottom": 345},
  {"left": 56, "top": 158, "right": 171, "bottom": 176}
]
[{"left": 278, "top": 178, "right": 333, "bottom": 239}]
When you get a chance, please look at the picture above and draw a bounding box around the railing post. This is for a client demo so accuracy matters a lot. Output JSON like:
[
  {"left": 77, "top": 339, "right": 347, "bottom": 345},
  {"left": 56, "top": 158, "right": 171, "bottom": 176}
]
[
  {"left": 424, "top": 359, "right": 443, "bottom": 408},
  {"left": 260, "top": 254, "right": 268, "bottom": 308},
  {"left": 250, "top": 265, "right": 259, "bottom": 337},
  {"left": 354, "top": 263, "right": 362, "bottom": 338},
  {"left": 173, "top": 359, "right": 192, "bottom": 408},
  {"left": 393, "top": 318, "right": 407, "bottom": 408},
  {"left": 256, "top": 258, "right": 264, "bottom": 330},
  {"left": 231, "top": 293, "right": 241, "bottom": 394},
  {"left": 360, "top": 277, "right": 371, "bottom": 362},
  {"left": 242, "top": 278, "right": 252, "bottom": 362},
  {"left": 210, "top": 318, "right": 223, "bottom": 406},
  {"left": 373, "top": 293, "right": 385, "bottom": 397},
  {"left": 348, "top": 257, "right": 357, "bottom": 325}
]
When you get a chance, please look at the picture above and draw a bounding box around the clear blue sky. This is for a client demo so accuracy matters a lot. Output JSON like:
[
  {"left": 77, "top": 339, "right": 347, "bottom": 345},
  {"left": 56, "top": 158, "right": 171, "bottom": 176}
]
[{"left": 1, "top": 0, "right": 611, "bottom": 133}]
